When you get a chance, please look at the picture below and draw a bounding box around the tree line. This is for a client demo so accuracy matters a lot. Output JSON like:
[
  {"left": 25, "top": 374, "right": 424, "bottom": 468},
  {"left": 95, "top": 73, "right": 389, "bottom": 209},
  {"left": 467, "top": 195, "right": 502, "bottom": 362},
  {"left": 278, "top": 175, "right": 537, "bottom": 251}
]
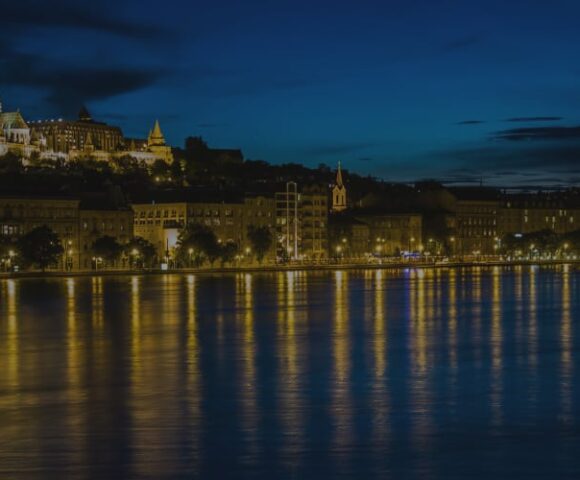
[{"left": 0, "top": 223, "right": 274, "bottom": 271}]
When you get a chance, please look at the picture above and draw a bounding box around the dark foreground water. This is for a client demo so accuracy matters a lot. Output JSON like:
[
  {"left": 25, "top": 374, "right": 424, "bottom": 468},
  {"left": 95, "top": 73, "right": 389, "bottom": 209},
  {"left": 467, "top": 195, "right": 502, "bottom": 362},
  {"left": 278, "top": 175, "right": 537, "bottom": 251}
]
[{"left": 1, "top": 266, "right": 580, "bottom": 479}]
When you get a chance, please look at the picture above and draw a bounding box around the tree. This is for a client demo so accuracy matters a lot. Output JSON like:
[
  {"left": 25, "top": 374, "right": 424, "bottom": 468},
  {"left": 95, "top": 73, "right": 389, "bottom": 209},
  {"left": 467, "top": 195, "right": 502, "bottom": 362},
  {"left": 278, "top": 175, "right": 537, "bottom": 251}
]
[
  {"left": 123, "top": 236, "right": 157, "bottom": 268},
  {"left": 92, "top": 235, "right": 123, "bottom": 266},
  {"left": 219, "top": 241, "right": 238, "bottom": 266},
  {"left": 176, "top": 224, "right": 221, "bottom": 266},
  {"left": 0, "top": 152, "right": 23, "bottom": 173},
  {"left": 150, "top": 159, "right": 171, "bottom": 182},
  {"left": 17, "top": 226, "right": 63, "bottom": 271},
  {"left": 247, "top": 225, "right": 273, "bottom": 264}
]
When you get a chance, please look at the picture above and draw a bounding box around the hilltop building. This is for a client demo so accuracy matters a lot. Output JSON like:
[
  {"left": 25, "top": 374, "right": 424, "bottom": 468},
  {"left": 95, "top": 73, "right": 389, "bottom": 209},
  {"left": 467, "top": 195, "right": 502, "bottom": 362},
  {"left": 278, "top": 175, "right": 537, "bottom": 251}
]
[
  {"left": 31, "top": 106, "right": 124, "bottom": 154},
  {"left": 144, "top": 120, "right": 173, "bottom": 164},
  {"left": 30, "top": 107, "right": 173, "bottom": 165},
  {"left": 0, "top": 100, "right": 43, "bottom": 158}
]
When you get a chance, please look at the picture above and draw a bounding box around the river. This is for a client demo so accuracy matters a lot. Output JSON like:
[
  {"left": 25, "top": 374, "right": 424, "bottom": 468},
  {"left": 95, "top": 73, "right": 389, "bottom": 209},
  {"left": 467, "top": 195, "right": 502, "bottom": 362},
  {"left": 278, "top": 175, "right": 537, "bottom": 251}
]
[{"left": 0, "top": 266, "right": 579, "bottom": 478}]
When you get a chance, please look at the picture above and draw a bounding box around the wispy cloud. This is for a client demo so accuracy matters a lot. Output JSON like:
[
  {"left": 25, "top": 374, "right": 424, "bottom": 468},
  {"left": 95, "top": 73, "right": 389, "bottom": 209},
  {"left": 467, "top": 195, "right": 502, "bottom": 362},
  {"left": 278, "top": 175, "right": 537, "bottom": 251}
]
[
  {"left": 491, "top": 126, "right": 580, "bottom": 141},
  {"left": 456, "top": 120, "right": 485, "bottom": 125},
  {"left": 505, "top": 116, "right": 563, "bottom": 122}
]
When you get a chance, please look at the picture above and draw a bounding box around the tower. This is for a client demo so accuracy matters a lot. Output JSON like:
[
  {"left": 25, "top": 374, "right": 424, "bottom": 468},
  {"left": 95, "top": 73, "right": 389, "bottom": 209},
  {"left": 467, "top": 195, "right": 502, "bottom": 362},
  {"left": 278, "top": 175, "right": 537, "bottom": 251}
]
[
  {"left": 146, "top": 119, "right": 173, "bottom": 163},
  {"left": 148, "top": 119, "right": 166, "bottom": 146},
  {"left": 332, "top": 161, "right": 347, "bottom": 212}
]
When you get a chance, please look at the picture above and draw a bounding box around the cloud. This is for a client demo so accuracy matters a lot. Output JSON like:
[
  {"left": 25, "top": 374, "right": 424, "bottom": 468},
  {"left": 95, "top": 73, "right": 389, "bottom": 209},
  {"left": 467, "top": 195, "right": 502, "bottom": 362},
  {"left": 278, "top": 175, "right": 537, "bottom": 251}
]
[
  {"left": 2, "top": 0, "right": 166, "bottom": 39},
  {"left": 456, "top": 120, "right": 485, "bottom": 125},
  {"left": 505, "top": 116, "right": 563, "bottom": 122},
  {"left": 491, "top": 126, "right": 580, "bottom": 141},
  {"left": 0, "top": 48, "right": 168, "bottom": 115}
]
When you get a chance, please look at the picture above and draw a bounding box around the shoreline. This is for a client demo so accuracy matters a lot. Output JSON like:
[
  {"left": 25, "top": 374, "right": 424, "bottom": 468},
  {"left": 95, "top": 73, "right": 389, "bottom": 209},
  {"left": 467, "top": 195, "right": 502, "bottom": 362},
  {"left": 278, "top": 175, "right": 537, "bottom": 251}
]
[{"left": 0, "top": 259, "right": 577, "bottom": 280}]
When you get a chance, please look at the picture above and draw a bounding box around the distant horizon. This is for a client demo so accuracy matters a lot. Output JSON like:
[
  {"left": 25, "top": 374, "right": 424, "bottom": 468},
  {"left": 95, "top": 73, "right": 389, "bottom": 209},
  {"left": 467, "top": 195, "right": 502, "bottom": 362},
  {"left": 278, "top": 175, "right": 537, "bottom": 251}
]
[{"left": 3, "top": 0, "right": 580, "bottom": 186}]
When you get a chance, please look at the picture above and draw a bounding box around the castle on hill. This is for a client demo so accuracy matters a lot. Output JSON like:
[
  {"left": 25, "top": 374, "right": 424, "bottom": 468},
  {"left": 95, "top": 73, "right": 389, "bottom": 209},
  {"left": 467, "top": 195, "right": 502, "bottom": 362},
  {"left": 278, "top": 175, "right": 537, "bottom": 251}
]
[{"left": 0, "top": 99, "right": 173, "bottom": 165}]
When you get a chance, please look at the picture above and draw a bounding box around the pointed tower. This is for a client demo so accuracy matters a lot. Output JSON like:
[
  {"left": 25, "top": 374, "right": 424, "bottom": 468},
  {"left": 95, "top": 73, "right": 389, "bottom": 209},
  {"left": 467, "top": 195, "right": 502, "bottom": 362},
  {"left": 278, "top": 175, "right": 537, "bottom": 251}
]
[
  {"left": 148, "top": 119, "right": 166, "bottom": 146},
  {"left": 146, "top": 119, "right": 173, "bottom": 164},
  {"left": 332, "top": 161, "right": 347, "bottom": 212}
]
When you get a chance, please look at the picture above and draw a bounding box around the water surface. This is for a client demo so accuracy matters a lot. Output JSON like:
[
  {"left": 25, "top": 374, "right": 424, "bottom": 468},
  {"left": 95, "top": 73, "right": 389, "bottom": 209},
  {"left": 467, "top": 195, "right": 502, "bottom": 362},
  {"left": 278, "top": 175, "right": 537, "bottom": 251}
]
[{"left": 1, "top": 266, "right": 579, "bottom": 479}]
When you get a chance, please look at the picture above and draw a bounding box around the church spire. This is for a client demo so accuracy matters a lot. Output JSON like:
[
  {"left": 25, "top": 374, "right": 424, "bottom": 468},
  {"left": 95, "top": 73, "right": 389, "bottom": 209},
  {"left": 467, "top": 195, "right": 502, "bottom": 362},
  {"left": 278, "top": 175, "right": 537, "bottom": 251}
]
[
  {"left": 331, "top": 161, "right": 347, "bottom": 212},
  {"left": 336, "top": 160, "right": 344, "bottom": 187}
]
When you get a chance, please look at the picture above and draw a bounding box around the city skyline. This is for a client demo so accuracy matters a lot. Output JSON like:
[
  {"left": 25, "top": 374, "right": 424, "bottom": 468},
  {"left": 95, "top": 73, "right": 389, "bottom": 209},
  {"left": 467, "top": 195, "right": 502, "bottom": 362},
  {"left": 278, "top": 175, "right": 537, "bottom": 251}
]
[{"left": 3, "top": 0, "right": 580, "bottom": 186}]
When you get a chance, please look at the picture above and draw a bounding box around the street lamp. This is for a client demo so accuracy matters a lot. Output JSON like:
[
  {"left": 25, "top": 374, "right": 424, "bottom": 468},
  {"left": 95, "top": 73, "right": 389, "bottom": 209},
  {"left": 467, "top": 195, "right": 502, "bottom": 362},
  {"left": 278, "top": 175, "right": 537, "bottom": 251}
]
[
  {"left": 131, "top": 248, "right": 140, "bottom": 268},
  {"left": 7, "top": 250, "right": 15, "bottom": 271},
  {"left": 188, "top": 247, "right": 194, "bottom": 267}
]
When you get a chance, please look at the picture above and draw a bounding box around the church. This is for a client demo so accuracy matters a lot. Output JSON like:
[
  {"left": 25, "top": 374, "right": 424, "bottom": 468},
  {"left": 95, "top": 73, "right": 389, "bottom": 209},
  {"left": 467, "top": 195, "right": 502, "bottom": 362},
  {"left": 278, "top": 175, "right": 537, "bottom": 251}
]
[{"left": 331, "top": 161, "right": 347, "bottom": 212}]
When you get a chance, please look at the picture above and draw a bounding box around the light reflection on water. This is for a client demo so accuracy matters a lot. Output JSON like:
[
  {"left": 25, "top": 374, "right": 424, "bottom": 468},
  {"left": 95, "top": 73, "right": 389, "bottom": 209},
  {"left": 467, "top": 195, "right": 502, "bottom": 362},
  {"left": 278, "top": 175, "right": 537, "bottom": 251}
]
[{"left": 0, "top": 266, "right": 580, "bottom": 479}]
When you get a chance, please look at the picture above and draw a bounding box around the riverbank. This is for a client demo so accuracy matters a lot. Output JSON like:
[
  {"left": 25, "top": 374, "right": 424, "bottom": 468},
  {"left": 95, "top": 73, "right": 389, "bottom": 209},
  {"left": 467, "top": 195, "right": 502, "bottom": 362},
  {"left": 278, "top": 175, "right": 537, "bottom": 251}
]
[{"left": 1, "top": 259, "right": 578, "bottom": 280}]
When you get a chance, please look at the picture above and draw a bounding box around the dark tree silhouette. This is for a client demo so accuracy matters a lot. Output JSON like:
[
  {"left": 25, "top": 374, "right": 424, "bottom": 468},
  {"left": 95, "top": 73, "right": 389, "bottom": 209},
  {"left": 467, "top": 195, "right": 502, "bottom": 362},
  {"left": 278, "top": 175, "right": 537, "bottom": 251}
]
[
  {"left": 17, "top": 226, "right": 63, "bottom": 271},
  {"left": 247, "top": 225, "right": 273, "bottom": 264},
  {"left": 92, "top": 235, "right": 123, "bottom": 265},
  {"left": 123, "top": 236, "right": 157, "bottom": 268},
  {"left": 177, "top": 224, "right": 221, "bottom": 266}
]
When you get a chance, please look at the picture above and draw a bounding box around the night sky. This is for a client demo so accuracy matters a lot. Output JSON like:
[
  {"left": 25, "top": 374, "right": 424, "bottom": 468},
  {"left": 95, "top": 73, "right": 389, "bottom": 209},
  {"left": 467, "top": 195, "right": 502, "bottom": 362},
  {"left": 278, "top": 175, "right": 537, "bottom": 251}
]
[{"left": 3, "top": 0, "right": 580, "bottom": 186}]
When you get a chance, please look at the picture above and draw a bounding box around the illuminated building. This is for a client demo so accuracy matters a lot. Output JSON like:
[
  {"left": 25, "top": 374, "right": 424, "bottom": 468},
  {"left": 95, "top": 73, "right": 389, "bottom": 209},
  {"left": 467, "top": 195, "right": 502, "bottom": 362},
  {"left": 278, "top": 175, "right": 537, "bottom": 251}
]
[
  {"left": 500, "top": 193, "right": 580, "bottom": 236},
  {"left": 416, "top": 185, "right": 500, "bottom": 256},
  {"left": 0, "top": 100, "right": 43, "bottom": 158},
  {"left": 31, "top": 106, "right": 124, "bottom": 154},
  {"left": 0, "top": 195, "right": 79, "bottom": 269},
  {"left": 78, "top": 191, "right": 134, "bottom": 269},
  {"left": 0, "top": 189, "right": 133, "bottom": 270},
  {"left": 351, "top": 210, "right": 422, "bottom": 256},
  {"left": 132, "top": 191, "right": 276, "bottom": 261},
  {"left": 143, "top": 120, "right": 173, "bottom": 164},
  {"left": 275, "top": 183, "right": 328, "bottom": 260},
  {"left": 328, "top": 214, "right": 370, "bottom": 258},
  {"left": 30, "top": 108, "right": 173, "bottom": 165}
]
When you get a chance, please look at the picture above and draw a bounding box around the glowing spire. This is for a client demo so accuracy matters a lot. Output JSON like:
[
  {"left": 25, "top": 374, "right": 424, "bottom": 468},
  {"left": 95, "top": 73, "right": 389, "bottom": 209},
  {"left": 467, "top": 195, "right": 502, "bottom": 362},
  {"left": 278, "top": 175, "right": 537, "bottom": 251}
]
[
  {"left": 336, "top": 161, "right": 344, "bottom": 187},
  {"left": 149, "top": 119, "right": 165, "bottom": 145}
]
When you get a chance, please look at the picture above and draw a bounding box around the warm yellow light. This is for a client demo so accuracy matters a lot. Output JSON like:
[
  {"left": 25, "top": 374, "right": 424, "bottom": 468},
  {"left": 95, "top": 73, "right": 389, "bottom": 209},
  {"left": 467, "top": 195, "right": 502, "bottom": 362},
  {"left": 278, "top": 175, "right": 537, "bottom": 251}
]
[
  {"left": 8, "top": 250, "right": 15, "bottom": 258},
  {"left": 132, "top": 248, "right": 139, "bottom": 256}
]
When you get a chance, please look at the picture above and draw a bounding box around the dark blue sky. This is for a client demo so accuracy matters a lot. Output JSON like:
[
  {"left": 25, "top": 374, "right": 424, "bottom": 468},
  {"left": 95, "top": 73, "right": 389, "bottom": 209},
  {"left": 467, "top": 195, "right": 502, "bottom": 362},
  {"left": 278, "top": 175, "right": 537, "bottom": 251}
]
[{"left": 3, "top": 0, "right": 580, "bottom": 185}]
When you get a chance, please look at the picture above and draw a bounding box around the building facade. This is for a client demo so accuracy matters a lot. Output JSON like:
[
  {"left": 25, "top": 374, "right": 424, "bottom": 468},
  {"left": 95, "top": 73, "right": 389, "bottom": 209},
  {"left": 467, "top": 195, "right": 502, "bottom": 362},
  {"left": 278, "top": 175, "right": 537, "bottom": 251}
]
[
  {"left": 275, "top": 183, "right": 328, "bottom": 261},
  {"left": 78, "top": 193, "right": 134, "bottom": 269},
  {"left": 132, "top": 195, "right": 277, "bottom": 263},
  {"left": 500, "top": 193, "right": 580, "bottom": 236},
  {"left": 0, "top": 196, "right": 80, "bottom": 269},
  {"left": 31, "top": 107, "right": 124, "bottom": 154}
]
